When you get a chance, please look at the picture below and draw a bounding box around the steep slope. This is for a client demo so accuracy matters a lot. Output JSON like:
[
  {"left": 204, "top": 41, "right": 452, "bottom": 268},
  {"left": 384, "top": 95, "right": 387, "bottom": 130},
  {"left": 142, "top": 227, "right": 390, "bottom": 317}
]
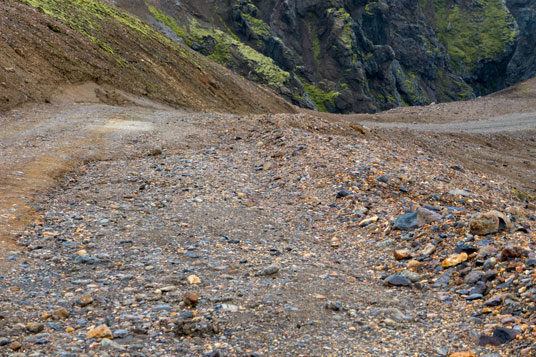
[
  {"left": 0, "top": 1, "right": 295, "bottom": 114},
  {"left": 506, "top": 0, "right": 536, "bottom": 85},
  {"left": 117, "top": 0, "right": 535, "bottom": 114}
]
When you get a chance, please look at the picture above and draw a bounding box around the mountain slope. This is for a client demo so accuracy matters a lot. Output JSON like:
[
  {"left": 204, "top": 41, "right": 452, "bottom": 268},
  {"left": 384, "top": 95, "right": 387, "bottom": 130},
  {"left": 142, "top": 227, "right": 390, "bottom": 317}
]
[
  {"left": 0, "top": 1, "right": 295, "bottom": 114},
  {"left": 116, "top": 0, "right": 536, "bottom": 114}
]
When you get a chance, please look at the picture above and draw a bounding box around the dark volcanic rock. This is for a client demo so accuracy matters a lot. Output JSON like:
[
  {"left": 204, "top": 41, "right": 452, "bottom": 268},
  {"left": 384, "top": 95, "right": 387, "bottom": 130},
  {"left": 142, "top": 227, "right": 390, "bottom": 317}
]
[
  {"left": 384, "top": 274, "right": 412, "bottom": 287},
  {"left": 393, "top": 211, "right": 418, "bottom": 231},
  {"left": 478, "top": 326, "right": 520, "bottom": 346}
]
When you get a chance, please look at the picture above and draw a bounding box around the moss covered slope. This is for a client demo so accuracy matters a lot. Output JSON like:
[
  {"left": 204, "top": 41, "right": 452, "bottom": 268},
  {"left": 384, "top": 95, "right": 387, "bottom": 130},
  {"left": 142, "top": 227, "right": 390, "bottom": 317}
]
[
  {"left": 425, "top": 0, "right": 518, "bottom": 71},
  {"left": 2, "top": 0, "right": 294, "bottom": 113}
]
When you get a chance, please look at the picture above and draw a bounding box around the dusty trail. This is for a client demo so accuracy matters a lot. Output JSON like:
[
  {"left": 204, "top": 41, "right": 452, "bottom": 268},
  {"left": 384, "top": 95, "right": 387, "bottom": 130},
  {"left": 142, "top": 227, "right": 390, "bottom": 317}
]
[
  {"left": 359, "top": 112, "right": 536, "bottom": 133},
  {"left": 2, "top": 94, "right": 535, "bottom": 267},
  {"left": 0, "top": 92, "right": 212, "bottom": 267}
]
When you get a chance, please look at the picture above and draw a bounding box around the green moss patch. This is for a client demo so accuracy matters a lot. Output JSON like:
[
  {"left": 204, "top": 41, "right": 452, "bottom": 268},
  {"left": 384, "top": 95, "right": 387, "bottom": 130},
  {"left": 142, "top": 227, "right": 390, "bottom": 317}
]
[
  {"left": 429, "top": 0, "right": 517, "bottom": 70},
  {"left": 327, "top": 8, "right": 354, "bottom": 51},
  {"left": 302, "top": 81, "right": 340, "bottom": 112}
]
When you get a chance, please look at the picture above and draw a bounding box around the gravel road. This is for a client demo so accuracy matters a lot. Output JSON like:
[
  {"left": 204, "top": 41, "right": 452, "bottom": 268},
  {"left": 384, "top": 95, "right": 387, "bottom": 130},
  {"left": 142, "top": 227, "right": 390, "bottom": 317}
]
[
  {"left": 359, "top": 112, "right": 536, "bottom": 133},
  {"left": 1, "top": 98, "right": 535, "bottom": 356}
]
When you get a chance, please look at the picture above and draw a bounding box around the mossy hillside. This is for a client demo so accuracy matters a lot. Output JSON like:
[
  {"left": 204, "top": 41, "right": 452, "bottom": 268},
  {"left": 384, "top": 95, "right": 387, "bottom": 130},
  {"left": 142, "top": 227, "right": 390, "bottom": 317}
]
[
  {"left": 187, "top": 19, "right": 290, "bottom": 88},
  {"left": 395, "top": 68, "right": 430, "bottom": 105},
  {"left": 241, "top": 13, "right": 271, "bottom": 39},
  {"left": 365, "top": 1, "right": 378, "bottom": 16},
  {"left": 147, "top": 5, "right": 192, "bottom": 46},
  {"left": 436, "top": 66, "right": 474, "bottom": 101},
  {"left": 233, "top": 0, "right": 257, "bottom": 16},
  {"left": 21, "top": 0, "right": 187, "bottom": 61},
  {"left": 301, "top": 81, "right": 340, "bottom": 112},
  {"left": 148, "top": 7, "right": 291, "bottom": 90},
  {"left": 304, "top": 14, "right": 321, "bottom": 63},
  {"left": 423, "top": 0, "right": 517, "bottom": 70}
]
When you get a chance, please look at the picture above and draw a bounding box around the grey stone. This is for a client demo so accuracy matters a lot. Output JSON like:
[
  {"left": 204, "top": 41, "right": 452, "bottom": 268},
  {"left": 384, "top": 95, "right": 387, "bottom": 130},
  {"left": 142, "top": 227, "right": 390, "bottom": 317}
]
[
  {"left": 464, "top": 270, "right": 483, "bottom": 284},
  {"left": 384, "top": 274, "right": 412, "bottom": 287},
  {"left": 393, "top": 211, "right": 418, "bottom": 231}
]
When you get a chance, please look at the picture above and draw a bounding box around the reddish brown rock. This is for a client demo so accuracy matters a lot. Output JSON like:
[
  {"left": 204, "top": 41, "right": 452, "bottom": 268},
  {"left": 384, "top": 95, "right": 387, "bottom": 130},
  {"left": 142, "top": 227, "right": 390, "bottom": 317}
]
[
  {"left": 183, "top": 292, "right": 199, "bottom": 308},
  {"left": 394, "top": 249, "right": 412, "bottom": 260},
  {"left": 470, "top": 211, "right": 511, "bottom": 235}
]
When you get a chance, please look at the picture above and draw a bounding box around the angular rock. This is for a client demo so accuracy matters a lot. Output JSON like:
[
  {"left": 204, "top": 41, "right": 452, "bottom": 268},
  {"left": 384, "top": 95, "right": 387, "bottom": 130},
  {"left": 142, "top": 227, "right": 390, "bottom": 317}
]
[
  {"left": 336, "top": 190, "right": 353, "bottom": 199},
  {"left": 393, "top": 211, "right": 418, "bottom": 231},
  {"left": 477, "top": 245, "right": 498, "bottom": 258},
  {"left": 186, "top": 275, "right": 201, "bottom": 285},
  {"left": 483, "top": 257, "right": 497, "bottom": 270},
  {"left": 358, "top": 216, "right": 378, "bottom": 227},
  {"left": 449, "top": 189, "right": 472, "bottom": 197},
  {"left": 501, "top": 245, "right": 526, "bottom": 260},
  {"left": 469, "top": 281, "right": 489, "bottom": 296},
  {"left": 407, "top": 260, "right": 421, "bottom": 270},
  {"left": 393, "top": 249, "right": 412, "bottom": 260},
  {"left": 420, "top": 243, "right": 436, "bottom": 257},
  {"left": 112, "top": 329, "right": 129, "bottom": 339},
  {"left": 482, "top": 270, "right": 498, "bottom": 282},
  {"left": 259, "top": 264, "right": 279, "bottom": 276},
  {"left": 478, "top": 326, "right": 520, "bottom": 346},
  {"left": 464, "top": 270, "right": 483, "bottom": 284},
  {"left": 483, "top": 295, "right": 504, "bottom": 307},
  {"left": 100, "top": 338, "right": 125, "bottom": 351},
  {"left": 470, "top": 211, "right": 511, "bottom": 236},
  {"left": 87, "top": 324, "right": 113, "bottom": 339},
  {"left": 417, "top": 207, "right": 442, "bottom": 226},
  {"left": 433, "top": 269, "right": 453, "bottom": 288},
  {"left": 441, "top": 253, "right": 468, "bottom": 268},
  {"left": 10, "top": 341, "right": 21, "bottom": 351},
  {"left": 384, "top": 274, "right": 412, "bottom": 287},
  {"left": 183, "top": 292, "right": 199, "bottom": 308},
  {"left": 455, "top": 243, "right": 478, "bottom": 254},
  {"left": 52, "top": 308, "right": 69, "bottom": 320},
  {"left": 26, "top": 322, "right": 44, "bottom": 334},
  {"left": 400, "top": 270, "right": 421, "bottom": 282},
  {"left": 75, "top": 295, "right": 93, "bottom": 308}
]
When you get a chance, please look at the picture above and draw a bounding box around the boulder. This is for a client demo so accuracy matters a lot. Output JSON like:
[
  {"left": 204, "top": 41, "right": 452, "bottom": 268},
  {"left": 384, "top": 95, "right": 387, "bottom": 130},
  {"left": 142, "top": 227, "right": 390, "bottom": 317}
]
[
  {"left": 393, "top": 211, "right": 418, "bottom": 231},
  {"left": 470, "top": 211, "right": 511, "bottom": 235}
]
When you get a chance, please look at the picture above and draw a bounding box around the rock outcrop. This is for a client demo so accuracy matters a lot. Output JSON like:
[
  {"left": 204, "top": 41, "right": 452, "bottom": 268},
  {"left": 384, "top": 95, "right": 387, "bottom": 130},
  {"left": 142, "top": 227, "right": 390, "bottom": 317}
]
[{"left": 117, "top": 0, "right": 536, "bottom": 113}]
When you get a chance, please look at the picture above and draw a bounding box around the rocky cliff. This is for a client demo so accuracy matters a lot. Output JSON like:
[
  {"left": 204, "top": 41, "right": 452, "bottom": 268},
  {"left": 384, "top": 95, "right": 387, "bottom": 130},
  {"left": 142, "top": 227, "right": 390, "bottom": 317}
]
[{"left": 116, "top": 0, "right": 536, "bottom": 113}]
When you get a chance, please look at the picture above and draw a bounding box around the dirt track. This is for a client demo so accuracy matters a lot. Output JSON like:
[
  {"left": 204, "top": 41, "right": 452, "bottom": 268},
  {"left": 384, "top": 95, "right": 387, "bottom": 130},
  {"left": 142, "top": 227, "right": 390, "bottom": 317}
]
[
  {"left": 0, "top": 84, "right": 212, "bottom": 268},
  {"left": 360, "top": 112, "right": 536, "bottom": 133}
]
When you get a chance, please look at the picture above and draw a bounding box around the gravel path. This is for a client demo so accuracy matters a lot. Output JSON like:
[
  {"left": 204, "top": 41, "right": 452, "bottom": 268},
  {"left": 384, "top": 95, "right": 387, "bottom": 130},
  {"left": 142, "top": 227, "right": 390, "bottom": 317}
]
[
  {"left": 1, "top": 101, "right": 535, "bottom": 356},
  {"left": 359, "top": 112, "right": 536, "bottom": 133}
]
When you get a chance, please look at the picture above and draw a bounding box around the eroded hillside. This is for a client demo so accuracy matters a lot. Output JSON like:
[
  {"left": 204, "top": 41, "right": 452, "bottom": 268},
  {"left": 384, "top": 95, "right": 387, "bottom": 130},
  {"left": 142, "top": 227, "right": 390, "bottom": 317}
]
[{"left": 0, "top": 1, "right": 295, "bottom": 114}]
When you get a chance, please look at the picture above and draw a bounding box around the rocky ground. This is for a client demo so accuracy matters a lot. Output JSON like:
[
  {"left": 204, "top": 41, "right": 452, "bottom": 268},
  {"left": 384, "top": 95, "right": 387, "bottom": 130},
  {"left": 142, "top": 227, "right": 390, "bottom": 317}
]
[{"left": 0, "top": 98, "right": 535, "bottom": 356}]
